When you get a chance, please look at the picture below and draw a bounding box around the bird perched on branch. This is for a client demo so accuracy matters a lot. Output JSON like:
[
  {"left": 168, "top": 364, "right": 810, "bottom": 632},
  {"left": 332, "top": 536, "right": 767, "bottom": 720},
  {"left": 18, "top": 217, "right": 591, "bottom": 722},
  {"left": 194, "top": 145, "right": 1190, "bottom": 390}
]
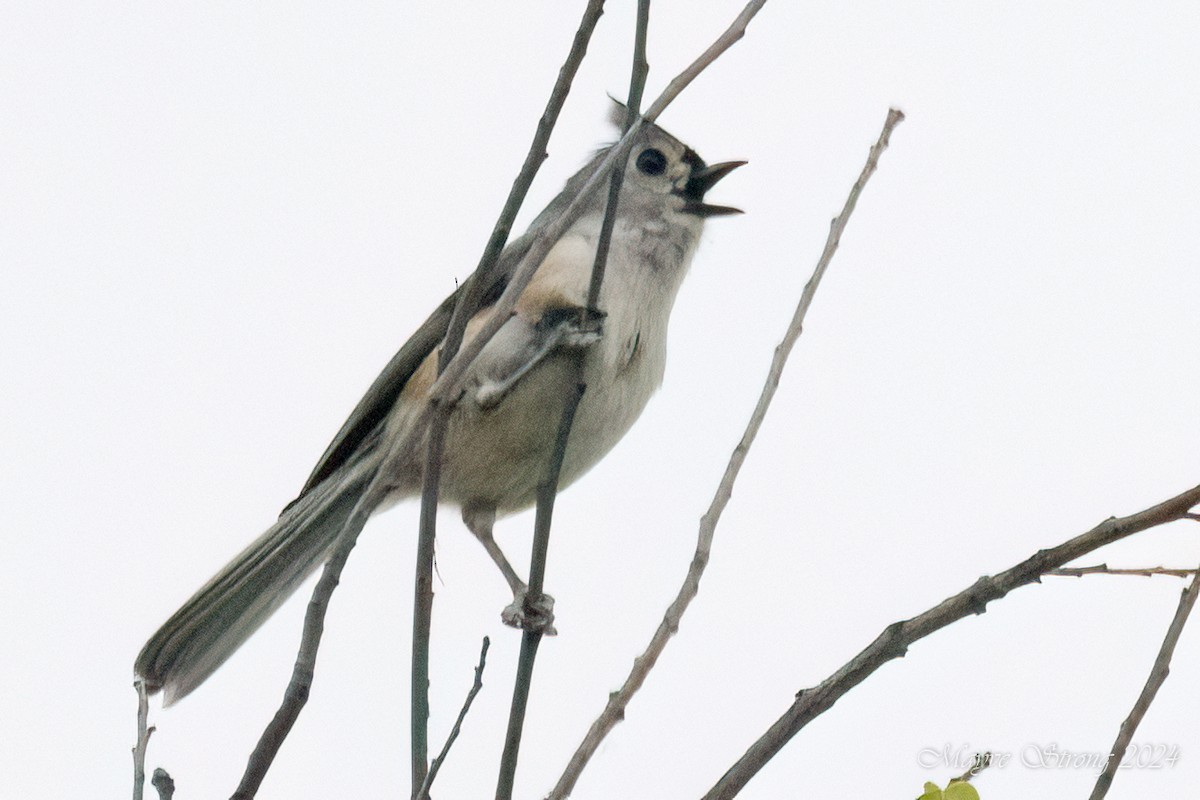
[{"left": 136, "top": 109, "right": 744, "bottom": 705}]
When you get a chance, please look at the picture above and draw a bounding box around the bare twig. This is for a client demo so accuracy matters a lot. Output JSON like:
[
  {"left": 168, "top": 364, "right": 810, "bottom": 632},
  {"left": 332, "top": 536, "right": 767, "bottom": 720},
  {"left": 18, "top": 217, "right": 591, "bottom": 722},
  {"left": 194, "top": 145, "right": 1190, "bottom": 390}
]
[
  {"left": 230, "top": 436, "right": 419, "bottom": 796},
  {"left": 641, "top": 0, "right": 767, "bottom": 123},
  {"left": 584, "top": 0, "right": 649, "bottom": 315},
  {"left": 497, "top": 5, "right": 653, "bottom": 798},
  {"left": 952, "top": 751, "right": 992, "bottom": 783},
  {"left": 495, "top": 382, "right": 586, "bottom": 800},
  {"left": 132, "top": 680, "right": 152, "bottom": 800},
  {"left": 413, "top": 5, "right": 607, "bottom": 794},
  {"left": 230, "top": 511, "right": 362, "bottom": 799},
  {"left": 549, "top": 106, "right": 904, "bottom": 800},
  {"left": 410, "top": 416, "right": 446, "bottom": 795},
  {"left": 414, "top": 637, "right": 491, "bottom": 800},
  {"left": 1047, "top": 564, "right": 1197, "bottom": 579},
  {"left": 440, "top": 0, "right": 608, "bottom": 369},
  {"left": 627, "top": 0, "right": 651, "bottom": 122},
  {"left": 702, "top": 484, "right": 1200, "bottom": 799},
  {"left": 1089, "top": 563, "right": 1200, "bottom": 799}
]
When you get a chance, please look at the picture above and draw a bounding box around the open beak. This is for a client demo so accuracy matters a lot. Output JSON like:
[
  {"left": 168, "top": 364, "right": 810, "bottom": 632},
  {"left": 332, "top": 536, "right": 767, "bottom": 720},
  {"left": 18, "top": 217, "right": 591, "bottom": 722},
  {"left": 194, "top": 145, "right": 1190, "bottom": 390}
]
[{"left": 680, "top": 160, "right": 747, "bottom": 217}]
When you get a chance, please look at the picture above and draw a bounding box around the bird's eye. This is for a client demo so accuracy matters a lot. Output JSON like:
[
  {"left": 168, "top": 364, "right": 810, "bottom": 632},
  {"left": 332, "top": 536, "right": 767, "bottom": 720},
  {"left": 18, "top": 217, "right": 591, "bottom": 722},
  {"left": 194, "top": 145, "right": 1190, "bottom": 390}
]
[{"left": 635, "top": 148, "right": 668, "bottom": 176}]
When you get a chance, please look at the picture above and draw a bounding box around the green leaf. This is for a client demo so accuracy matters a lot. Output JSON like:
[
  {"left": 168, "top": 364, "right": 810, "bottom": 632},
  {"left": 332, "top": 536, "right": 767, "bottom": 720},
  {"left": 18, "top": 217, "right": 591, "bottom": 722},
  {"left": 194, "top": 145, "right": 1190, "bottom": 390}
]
[
  {"left": 944, "top": 780, "right": 980, "bottom": 800},
  {"left": 916, "top": 782, "right": 943, "bottom": 800}
]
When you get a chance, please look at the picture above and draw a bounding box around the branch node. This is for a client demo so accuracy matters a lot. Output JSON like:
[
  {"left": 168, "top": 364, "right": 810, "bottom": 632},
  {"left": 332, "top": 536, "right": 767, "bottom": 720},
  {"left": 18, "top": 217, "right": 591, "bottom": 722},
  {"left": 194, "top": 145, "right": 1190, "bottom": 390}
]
[
  {"left": 882, "top": 621, "right": 910, "bottom": 659},
  {"left": 968, "top": 589, "right": 991, "bottom": 616}
]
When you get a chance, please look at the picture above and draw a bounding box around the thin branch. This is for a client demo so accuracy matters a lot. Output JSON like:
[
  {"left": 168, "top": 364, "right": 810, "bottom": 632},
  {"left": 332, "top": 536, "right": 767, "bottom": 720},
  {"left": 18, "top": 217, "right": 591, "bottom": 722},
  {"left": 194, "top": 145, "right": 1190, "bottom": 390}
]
[
  {"left": 440, "top": 0, "right": 607, "bottom": 372},
  {"left": 627, "top": 0, "right": 651, "bottom": 119},
  {"left": 1089, "top": 563, "right": 1200, "bottom": 799},
  {"left": 415, "top": 637, "right": 491, "bottom": 800},
  {"left": 230, "top": 517, "right": 358, "bottom": 798},
  {"left": 1046, "top": 564, "right": 1197, "bottom": 579},
  {"left": 952, "top": 751, "right": 992, "bottom": 783},
  {"left": 498, "top": 6, "right": 653, "bottom": 797},
  {"left": 231, "top": 430, "right": 423, "bottom": 797},
  {"left": 495, "top": 381, "right": 586, "bottom": 800},
  {"left": 549, "top": 104, "right": 905, "bottom": 800},
  {"left": 132, "top": 680, "right": 152, "bottom": 800},
  {"left": 584, "top": 0, "right": 649, "bottom": 314},
  {"left": 702, "top": 484, "right": 1200, "bottom": 800},
  {"left": 410, "top": 416, "right": 446, "bottom": 795},
  {"left": 641, "top": 0, "right": 766, "bottom": 123},
  {"left": 413, "top": 4, "right": 607, "bottom": 794}
]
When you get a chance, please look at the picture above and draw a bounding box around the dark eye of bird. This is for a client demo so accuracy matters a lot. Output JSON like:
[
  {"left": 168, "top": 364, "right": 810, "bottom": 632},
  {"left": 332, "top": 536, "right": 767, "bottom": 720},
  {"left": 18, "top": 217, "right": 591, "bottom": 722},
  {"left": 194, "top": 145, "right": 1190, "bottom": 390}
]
[{"left": 636, "top": 148, "right": 668, "bottom": 176}]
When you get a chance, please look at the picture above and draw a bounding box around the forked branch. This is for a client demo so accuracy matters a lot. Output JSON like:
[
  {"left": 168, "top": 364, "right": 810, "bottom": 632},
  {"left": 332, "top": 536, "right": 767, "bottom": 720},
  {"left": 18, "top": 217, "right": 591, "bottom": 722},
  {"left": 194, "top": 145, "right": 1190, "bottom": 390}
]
[
  {"left": 703, "top": 483, "right": 1200, "bottom": 799},
  {"left": 1089, "top": 563, "right": 1200, "bottom": 799}
]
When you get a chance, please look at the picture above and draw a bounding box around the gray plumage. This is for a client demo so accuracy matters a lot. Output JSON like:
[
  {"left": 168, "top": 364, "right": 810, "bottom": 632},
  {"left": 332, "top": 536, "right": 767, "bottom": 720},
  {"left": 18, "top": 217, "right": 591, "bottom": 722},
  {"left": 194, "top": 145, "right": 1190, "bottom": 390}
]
[{"left": 135, "top": 116, "right": 742, "bottom": 704}]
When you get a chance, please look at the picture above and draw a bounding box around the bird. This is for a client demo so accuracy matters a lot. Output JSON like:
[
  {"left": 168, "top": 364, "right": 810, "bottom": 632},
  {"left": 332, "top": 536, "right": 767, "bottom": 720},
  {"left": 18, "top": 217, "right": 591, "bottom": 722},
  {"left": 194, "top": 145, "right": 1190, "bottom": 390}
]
[{"left": 135, "top": 108, "right": 744, "bottom": 705}]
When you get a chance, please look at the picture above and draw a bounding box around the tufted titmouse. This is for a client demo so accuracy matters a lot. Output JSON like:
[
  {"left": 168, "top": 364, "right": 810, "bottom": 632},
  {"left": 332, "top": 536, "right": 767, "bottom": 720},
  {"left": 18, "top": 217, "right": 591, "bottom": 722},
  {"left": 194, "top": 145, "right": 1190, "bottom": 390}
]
[{"left": 135, "top": 111, "right": 744, "bottom": 704}]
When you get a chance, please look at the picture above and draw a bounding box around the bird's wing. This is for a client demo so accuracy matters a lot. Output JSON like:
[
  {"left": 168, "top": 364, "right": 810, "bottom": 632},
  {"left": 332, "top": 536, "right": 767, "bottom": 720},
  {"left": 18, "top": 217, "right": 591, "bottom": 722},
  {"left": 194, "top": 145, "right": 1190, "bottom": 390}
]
[{"left": 289, "top": 236, "right": 533, "bottom": 506}]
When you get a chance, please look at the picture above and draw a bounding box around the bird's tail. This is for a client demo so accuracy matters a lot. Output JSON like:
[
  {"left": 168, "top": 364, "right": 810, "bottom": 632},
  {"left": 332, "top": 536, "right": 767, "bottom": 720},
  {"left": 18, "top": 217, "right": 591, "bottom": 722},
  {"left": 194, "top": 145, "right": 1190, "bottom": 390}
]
[{"left": 135, "top": 453, "right": 378, "bottom": 705}]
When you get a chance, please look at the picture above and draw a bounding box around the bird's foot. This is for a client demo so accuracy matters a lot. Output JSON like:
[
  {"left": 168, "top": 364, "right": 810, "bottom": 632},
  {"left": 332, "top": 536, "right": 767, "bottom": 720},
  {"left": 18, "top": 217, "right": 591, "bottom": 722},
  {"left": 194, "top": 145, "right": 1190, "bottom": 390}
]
[
  {"left": 558, "top": 315, "right": 603, "bottom": 350},
  {"left": 501, "top": 587, "right": 557, "bottom": 635},
  {"left": 540, "top": 307, "right": 604, "bottom": 350}
]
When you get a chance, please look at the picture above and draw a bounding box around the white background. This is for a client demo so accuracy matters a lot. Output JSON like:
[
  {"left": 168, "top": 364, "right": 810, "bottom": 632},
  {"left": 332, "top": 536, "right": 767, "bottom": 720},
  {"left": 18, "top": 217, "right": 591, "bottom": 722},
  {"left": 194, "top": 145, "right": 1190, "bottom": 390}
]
[{"left": 3, "top": 2, "right": 1199, "bottom": 798}]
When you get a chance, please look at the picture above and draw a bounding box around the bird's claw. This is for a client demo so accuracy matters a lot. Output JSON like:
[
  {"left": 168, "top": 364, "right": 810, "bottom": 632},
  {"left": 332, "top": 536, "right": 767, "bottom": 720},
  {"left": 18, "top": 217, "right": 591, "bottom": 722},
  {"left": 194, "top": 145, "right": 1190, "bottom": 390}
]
[
  {"left": 540, "top": 307, "right": 604, "bottom": 350},
  {"left": 559, "top": 315, "right": 603, "bottom": 350},
  {"left": 501, "top": 588, "right": 557, "bottom": 635}
]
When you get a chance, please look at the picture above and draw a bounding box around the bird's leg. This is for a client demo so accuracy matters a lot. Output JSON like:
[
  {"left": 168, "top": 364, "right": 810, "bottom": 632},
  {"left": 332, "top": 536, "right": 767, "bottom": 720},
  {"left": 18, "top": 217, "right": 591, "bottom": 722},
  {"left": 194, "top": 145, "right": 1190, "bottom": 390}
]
[
  {"left": 462, "top": 506, "right": 556, "bottom": 634},
  {"left": 462, "top": 506, "right": 524, "bottom": 594},
  {"left": 473, "top": 308, "right": 603, "bottom": 410}
]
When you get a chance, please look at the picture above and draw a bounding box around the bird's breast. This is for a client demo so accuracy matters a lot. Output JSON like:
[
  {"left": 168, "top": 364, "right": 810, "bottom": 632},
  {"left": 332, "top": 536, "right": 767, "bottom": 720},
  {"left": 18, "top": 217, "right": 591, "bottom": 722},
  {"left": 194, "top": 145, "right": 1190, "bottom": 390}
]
[{"left": 432, "top": 217, "right": 694, "bottom": 513}]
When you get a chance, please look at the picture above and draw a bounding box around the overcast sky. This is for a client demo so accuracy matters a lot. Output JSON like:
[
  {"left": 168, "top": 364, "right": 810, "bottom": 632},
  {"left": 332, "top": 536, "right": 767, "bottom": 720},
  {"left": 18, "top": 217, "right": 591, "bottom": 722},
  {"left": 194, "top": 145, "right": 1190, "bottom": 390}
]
[{"left": 4, "top": 2, "right": 1200, "bottom": 798}]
